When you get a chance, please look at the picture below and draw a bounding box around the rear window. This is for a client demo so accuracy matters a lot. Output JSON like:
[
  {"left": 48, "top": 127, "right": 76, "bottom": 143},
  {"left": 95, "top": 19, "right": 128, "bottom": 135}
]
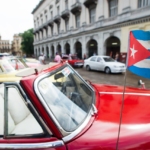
[
  {"left": 62, "top": 56, "right": 69, "bottom": 60},
  {"left": 71, "top": 56, "right": 78, "bottom": 60}
]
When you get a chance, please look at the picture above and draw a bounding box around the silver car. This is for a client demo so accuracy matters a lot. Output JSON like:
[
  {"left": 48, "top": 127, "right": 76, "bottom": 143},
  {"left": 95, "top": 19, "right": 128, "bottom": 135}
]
[{"left": 84, "top": 56, "right": 126, "bottom": 74}]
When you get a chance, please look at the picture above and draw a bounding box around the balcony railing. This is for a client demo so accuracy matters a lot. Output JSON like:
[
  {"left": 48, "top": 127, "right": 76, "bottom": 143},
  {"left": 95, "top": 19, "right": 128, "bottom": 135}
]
[
  {"left": 54, "top": 15, "right": 61, "bottom": 23},
  {"left": 61, "top": 9, "right": 70, "bottom": 19},
  {"left": 33, "top": 26, "right": 41, "bottom": 33},
  {"left": 55, "top": 0, "right": 60, "bottom": 4},
  {"left": 71, "top": 1, "right": 82, "bottom": 14},
  {"left": 83, "top": 0, "right": 98, "bottom": 7},
  {"left": 47, "top": 19, "right": 54, "bottom": 26}
]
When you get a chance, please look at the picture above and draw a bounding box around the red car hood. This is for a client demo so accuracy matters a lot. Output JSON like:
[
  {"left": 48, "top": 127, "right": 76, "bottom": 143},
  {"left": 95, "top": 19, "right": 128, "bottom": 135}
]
[{"left": 68, "top": 84, "right": 150, "bottom": 149}]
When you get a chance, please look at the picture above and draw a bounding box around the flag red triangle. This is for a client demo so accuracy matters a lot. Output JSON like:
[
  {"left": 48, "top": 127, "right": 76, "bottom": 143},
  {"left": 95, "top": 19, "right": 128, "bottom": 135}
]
[{"left": 128, "top": 32, "right": 150, "bottom": 67}]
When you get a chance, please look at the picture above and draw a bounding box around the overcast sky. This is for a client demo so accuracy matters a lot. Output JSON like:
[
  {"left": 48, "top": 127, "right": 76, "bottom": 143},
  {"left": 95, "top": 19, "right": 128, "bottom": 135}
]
[{"left": 0, "top": 0, "right": 40, "bottom": 41}]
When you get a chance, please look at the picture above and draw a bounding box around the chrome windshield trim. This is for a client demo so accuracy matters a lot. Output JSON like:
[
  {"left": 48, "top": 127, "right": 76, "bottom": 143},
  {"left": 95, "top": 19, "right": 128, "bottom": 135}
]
[
  {"left": 0, "top": 140, "right": 64, "bottom": 149},
  {"left": 34, "top": 64, "right": 95, "bottom": 138},
  {"left": 34, "top": 71, "right": 66, "bottom": 135},
  {"left": 62, "top": 112, "right": 92, "bottom": 142},
  {"left": 99, "top": 92, "right": 150, "bottom": 96}
]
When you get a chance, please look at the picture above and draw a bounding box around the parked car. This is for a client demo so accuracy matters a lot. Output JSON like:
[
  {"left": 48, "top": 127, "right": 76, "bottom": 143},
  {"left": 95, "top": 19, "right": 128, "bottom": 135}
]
[
  {"left": 62, "top": 54, "right": 84, "bottom": 67},
  {"left": 84, "top": 55, "right": 126, "bottom": 73},
  {"left": 22, "top": 58, "right": 41, "bottom": 68},
  {"left": 0, "top": 62, "right": 150, "bottom": 149},
  {"left": 1, "top": 56, "right": 41, "bottom": 69},
  {"left": 0, "top": 59, "right": 23, "bottom": 82},
  {"left": 0, "top": 53, "right": 11, "bottom": 58},
  {"left": 2, "top": 56, "right": 29, "bottom": 70}
]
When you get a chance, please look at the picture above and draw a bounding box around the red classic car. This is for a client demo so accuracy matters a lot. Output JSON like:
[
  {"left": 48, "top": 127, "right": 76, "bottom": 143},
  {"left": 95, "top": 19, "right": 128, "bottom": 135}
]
[
  {"left": 0, "top": 62, "right": 150, "bottom": 150},
  {"left": 62, "top": 54, "right": 84, "bottom": 67}
]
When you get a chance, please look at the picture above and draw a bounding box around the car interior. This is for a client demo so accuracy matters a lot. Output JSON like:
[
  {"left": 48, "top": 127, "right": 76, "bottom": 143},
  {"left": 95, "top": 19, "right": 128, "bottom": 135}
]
[{"left": 0, "top": 84, "right": 44, "bottom": 137}]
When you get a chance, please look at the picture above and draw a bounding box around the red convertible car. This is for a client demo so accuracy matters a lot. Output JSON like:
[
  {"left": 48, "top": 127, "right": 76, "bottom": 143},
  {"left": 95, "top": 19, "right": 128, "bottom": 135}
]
[
  {"left": 62, "top": 54, "right": 84, "bottom": 67},
  {"left": 0, "top": 62, "right": 150, "bottom": 150}
]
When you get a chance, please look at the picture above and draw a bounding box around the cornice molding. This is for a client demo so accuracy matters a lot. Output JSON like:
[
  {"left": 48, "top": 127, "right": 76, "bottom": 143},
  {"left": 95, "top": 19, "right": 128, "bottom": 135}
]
[{"left": 34, "top": 16, "right": 150, "bottom": 44}]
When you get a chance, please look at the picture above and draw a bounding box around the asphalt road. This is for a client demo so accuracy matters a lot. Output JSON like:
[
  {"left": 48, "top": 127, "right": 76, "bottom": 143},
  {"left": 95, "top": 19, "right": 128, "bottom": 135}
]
[{"left": 74, "top": 67, "right": 150, "bottom": 89}]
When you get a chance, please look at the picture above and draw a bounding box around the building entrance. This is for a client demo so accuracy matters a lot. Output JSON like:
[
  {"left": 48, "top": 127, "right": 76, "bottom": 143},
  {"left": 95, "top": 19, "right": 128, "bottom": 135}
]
[
  {"left": 75, "top": 42, "right": 82, "bottom": 59},
  {"left": 88, "top": 39, "right": 98, "bottom": 57},
  {"left": 105, "top": 36, "right": 120, "bottom": 60}
]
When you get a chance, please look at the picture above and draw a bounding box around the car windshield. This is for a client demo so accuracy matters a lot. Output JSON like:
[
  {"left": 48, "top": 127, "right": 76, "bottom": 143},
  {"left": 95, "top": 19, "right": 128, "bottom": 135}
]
[
  {"left": 0, "top": 60, "right": 15, "bottom": 72},
  {"left": 103, "top": 57, "right": 116, "bottom": 62},
  {"left": 72, "top": 56, "right": 78, "bottom": 60},
  {"left": 38, "top": 66, "right": 93, "bottom": 132},
  {"left": 7, "top": 58, "right": 28, "bottom": 70},
  {"left": 62, "top": 56, "right": 69, "bottom": 60}
]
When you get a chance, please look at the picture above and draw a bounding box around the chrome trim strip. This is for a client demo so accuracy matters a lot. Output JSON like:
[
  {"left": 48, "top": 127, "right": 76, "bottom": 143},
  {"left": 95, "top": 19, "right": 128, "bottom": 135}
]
[
  {"left": 34, "top": 72, "right": 66, "bottom": 135},
  {"left": 62, "top": 112, "right": 92, "bottom": 142},
  {"left": 99, "top": 92, "right": 150, "bottom": 96},
  {"left": 0, "top": 140, "right": 64, "bottom": 149}
]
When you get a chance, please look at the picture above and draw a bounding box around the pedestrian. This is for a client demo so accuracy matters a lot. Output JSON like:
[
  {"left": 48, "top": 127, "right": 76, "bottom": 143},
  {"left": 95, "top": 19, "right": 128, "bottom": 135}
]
[
  {"left": 115, "top": 53, "right": 119, "bottom": 62},
  {"left": 23, "top": 53, "right": 26, "bottom": 59},
  {"left": 54, "top": 52, "right": 62, "bottom": 63},
  {"left": 68, "top": 53, "right": 72, "bottom": 60},
  {"left": 93, "top": 51, "right": 96, "bottom": 56},
  {"left": 110, "top": 51, "right": 113, "bottom": 57},
  {"left": 39, "top": 53, "right": 46, "bottom": 65},
  {"left": 83, "top": 53, "right": 87, "bottom": 60}
]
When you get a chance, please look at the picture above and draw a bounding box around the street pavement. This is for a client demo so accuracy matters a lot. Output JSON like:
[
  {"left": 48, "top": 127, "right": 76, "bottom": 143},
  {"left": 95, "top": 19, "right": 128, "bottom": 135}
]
[
  {"left": 74, "top": 67, "right": 150, "bottom": 89},
  {"left": 45, "top": 58, "right": 150, "bottom": 89}
]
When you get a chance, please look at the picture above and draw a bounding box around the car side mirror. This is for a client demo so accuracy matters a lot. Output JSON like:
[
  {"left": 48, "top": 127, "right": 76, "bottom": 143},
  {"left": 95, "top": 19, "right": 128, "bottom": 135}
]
[{"left": 138, "top": 79, "right": 146, "bottom": 89}]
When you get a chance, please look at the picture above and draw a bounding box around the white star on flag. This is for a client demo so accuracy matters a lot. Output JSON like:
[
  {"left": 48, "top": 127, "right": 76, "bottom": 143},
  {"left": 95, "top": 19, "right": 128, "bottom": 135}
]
[{"left": 130, "top": 45, "right": 138, "bottom": 59}]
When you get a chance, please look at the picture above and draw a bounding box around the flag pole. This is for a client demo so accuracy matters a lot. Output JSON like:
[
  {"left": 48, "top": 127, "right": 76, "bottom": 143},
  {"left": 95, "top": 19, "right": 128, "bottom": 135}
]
[{"left": 116, "top": 31, "right": 131, "bottom": 150}]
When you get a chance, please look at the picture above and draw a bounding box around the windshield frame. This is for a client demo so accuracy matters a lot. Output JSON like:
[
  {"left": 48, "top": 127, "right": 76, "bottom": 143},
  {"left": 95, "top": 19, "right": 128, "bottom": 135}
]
[{"left": 34, "top": 64, "right": 95, "bottom": 140}]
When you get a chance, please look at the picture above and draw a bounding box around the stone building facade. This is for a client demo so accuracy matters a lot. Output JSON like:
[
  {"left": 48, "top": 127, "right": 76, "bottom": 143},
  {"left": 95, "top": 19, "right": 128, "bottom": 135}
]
[
  {"left": 32, "top": 0, "right": 150, "bottom": 62},
  {"left": 11, "top": 34, "right": 23, "bottom": 56},
  {"left": 0, "top": 36, "right": 11, "bottom": 53}
]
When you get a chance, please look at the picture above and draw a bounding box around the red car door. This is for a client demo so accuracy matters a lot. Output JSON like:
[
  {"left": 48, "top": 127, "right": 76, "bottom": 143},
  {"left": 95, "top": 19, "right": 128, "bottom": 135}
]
[{"left": 0, "top": 83, "right": 66, "bottom": 150}]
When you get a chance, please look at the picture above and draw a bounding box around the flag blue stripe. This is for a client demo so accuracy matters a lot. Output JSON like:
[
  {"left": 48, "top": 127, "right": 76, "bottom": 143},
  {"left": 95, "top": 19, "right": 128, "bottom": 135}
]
[
  {"left": 128, "top": 66, "right": 150, "bottom": 79},
  {"left": 132, "top": 30, "right": 150, "bottom": 41}
]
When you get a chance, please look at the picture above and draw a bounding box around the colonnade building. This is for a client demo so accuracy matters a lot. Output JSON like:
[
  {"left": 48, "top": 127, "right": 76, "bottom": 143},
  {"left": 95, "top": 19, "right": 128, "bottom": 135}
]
[{"left": 32, "top": 0, "right": 150, "bottom": 61}]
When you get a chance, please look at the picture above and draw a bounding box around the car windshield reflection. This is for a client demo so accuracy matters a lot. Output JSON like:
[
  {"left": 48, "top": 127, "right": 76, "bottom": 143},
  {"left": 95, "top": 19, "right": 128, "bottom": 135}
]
[
  {"left": 38, "top": 66, "right": 93, "bottom": 132},
  {"left": 103, "top": 57, "right": 116, "bottom": 62}
]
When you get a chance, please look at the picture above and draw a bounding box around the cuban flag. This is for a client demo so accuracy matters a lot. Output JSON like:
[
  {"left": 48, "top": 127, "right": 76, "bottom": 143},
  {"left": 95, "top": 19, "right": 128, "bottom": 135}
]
[{"left": 127, "top": 30, "right": 150, "bottom": 79}]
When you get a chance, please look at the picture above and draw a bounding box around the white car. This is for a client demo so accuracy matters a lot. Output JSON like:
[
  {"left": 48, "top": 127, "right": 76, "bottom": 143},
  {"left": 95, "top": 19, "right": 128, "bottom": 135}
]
[{"left": 84, "top": 55, "right": 126, "bottom": 74}]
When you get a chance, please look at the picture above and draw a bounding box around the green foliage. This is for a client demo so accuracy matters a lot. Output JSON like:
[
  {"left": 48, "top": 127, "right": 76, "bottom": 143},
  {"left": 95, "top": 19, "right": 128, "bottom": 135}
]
[{"left": 21, "top": 29, "right": 34, "bottom": 56}]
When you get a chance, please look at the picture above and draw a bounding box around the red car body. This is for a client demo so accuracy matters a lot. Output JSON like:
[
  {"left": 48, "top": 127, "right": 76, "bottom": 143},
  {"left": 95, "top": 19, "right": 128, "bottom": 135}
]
[
  {"left": 62, "top": 55, "right": 84, "bottom": 67},
  {"left": 0, "top": 62, "right": 150, "bottom": 150}
]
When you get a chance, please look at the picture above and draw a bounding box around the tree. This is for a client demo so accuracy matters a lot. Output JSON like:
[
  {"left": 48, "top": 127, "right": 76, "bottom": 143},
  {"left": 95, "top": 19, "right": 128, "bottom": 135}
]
[{"left": 21, "top": 29, "right": 34, "bottom": 56}]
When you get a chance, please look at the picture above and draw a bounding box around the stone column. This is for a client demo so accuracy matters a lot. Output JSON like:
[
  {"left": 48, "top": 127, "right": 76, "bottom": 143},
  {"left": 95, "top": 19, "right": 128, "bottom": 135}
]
[
  {"left": 82, "top": 36, "right": 87, "bottom": 58},
  {"left": 44, "top": 45, "right": 46, "bottom": 57},
  {"left": 70, "top": 38, "right": 74, "bottom": 54}
]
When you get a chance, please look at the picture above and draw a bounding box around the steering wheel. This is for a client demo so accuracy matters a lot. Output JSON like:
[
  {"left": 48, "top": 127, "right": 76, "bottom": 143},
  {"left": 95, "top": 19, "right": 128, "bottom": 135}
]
[{"left": 61, "top": 82, "right": 67, "bottom": 94}]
